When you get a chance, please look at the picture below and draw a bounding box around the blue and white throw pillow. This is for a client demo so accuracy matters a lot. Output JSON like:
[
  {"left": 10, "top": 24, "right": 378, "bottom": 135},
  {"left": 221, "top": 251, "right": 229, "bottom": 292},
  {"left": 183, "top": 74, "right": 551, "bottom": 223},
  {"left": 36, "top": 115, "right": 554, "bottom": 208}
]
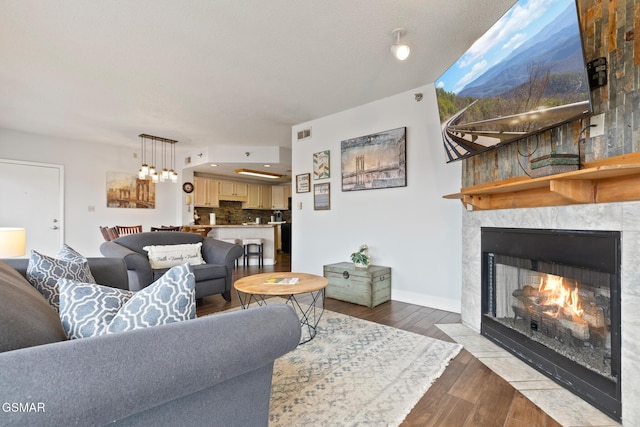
[
  {"left": 58, "top": 263, "right": 196, "bottom": 339},
  {"left": 58, "top": 283, "right": 133, "bottom": 339},
  {"left": 26, "top": 245, "right": 96, "bottom": 311},
  {"left": 57, "top": 243, "right": 94, "bottom": 265}
]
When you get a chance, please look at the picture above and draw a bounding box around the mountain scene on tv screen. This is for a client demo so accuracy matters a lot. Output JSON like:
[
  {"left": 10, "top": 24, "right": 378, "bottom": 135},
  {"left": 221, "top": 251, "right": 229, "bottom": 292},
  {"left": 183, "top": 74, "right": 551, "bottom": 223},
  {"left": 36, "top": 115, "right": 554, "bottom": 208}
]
[{"left": 436, "top": 1, "right": 590, "bottom": 162}]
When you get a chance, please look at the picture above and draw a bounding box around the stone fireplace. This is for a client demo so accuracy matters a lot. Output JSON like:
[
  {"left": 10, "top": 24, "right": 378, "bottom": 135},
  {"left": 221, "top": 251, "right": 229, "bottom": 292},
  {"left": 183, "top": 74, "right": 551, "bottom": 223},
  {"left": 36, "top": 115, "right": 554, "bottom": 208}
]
[
  {"left": 461, "top": 201, "right": 640, "bottom": 424},
  {"left": 481, "top": 227, "right": 621, "bottom": 419}
]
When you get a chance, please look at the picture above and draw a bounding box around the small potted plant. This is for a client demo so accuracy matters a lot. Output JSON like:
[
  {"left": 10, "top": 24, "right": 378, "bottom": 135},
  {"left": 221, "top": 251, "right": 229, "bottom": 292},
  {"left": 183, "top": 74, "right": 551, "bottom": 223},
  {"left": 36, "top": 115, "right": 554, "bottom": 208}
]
[{"left": 350, "top": 244, "right": 370, "bottom": 269}]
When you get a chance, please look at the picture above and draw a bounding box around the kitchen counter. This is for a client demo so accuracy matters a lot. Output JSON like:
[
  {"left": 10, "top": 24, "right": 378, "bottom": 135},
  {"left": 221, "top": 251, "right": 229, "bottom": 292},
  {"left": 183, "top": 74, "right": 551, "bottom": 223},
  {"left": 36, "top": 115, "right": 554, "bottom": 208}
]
[
  {"left": 207, "top": 225, "right": 278, "bottom": 266},
  {"left": 209, "top": 224, "right": 275, "bottom": 228},
  {"left": 181, "top": 225, "right": 214, "bottom": 237}
]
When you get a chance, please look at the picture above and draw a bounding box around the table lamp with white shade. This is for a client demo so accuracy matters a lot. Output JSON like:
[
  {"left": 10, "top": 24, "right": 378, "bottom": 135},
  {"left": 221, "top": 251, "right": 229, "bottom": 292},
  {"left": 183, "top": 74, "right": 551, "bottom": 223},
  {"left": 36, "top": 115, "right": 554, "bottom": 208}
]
[{"left": 0, "top": 227, "right": 26, "bottom": 257}]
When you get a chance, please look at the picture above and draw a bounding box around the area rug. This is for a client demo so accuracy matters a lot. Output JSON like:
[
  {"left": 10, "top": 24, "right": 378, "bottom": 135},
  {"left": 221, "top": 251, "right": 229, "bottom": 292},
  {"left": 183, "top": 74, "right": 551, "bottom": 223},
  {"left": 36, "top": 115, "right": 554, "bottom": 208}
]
[{"left": 262, "top": 301, "right": 463, "bottom": 426}]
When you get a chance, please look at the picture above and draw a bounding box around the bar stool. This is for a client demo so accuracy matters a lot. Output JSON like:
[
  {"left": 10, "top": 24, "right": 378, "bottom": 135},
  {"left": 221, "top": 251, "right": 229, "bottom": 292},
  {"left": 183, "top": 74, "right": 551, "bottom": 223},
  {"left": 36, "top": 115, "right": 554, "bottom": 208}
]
[
  {"left": 220, "top": 238, "right": 242, "bottom": 267},
  {"left": 242, "top": 238, "right": 264, "bottom": 268}
]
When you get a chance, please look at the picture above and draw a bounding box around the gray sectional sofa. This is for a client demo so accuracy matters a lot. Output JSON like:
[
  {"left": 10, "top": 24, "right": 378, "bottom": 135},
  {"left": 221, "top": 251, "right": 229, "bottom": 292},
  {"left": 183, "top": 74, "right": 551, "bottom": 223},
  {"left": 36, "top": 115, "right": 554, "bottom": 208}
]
[
  {"left": 100, "top": 231, "right": 243, "bottom": 301},
  {"left": 0, "top": 257, "right": 301, "bottom": 426}
]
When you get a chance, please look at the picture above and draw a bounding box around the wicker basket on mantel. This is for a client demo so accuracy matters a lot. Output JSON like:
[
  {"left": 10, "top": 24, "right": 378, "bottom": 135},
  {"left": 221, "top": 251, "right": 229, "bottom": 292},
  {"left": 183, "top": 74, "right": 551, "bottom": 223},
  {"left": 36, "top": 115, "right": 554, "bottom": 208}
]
[{"left": 529, "top": 153, "right": 579, "bottom": 178}]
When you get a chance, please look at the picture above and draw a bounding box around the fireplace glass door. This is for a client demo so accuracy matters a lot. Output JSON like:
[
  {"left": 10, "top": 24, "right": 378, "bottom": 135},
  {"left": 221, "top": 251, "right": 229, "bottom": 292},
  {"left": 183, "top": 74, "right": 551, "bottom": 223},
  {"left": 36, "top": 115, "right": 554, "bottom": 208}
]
[
  {"left": 489, "top": 253, "right": 613, "bottom": 379},
  {"left": 481, "top": 228, "right": 621, "bottom": 421}
]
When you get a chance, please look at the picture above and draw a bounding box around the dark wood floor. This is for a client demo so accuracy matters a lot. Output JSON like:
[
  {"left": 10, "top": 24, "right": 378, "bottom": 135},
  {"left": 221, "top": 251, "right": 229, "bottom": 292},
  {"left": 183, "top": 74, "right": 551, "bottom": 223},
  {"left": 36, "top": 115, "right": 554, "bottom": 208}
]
[{"left": 196, "top": 253, "right": 561, "bottom": 427}]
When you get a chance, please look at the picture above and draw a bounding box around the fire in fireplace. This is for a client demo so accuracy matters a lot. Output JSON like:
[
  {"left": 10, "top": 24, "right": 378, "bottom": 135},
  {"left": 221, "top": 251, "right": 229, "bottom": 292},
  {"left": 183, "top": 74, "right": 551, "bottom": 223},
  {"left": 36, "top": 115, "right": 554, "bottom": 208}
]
[{"left": 481, "top": 228, "right": 621, "bottom": 421}]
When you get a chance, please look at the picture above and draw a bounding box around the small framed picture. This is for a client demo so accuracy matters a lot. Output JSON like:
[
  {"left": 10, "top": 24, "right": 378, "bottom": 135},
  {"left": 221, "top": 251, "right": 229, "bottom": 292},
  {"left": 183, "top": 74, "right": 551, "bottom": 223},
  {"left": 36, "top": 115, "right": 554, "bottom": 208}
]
[
  {"left": 314, "top": 183, "right": 330, "bottom": 210},
  {"left": 313, "top": 150, "right": 330, "bottom": 180},
  {"left": 296, "top": 173, "right": 311, "bottom": 193}
]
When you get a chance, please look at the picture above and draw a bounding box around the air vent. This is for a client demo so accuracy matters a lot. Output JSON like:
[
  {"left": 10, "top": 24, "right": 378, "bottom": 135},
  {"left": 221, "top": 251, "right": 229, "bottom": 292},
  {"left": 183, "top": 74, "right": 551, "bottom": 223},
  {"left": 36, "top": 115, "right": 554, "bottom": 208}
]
[{"left": 297, "top": 128, "right": 312, "bottom": 141}]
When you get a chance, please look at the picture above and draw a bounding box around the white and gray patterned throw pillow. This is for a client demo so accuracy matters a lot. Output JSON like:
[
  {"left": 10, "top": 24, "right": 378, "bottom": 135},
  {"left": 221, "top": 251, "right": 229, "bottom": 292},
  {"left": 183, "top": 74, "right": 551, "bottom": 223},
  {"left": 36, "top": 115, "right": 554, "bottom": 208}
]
[
  {"left": 58, "top": 263, "right": 196, "bottom": 339},
  {"left": 26, "top": 246, "right": 96, "bottom": 311},
  {"left": 57, "top": 244, "right": 94, "bottom": 266},
  {"left": 58, "top": 283, "right": 133, "bottom": 339}
]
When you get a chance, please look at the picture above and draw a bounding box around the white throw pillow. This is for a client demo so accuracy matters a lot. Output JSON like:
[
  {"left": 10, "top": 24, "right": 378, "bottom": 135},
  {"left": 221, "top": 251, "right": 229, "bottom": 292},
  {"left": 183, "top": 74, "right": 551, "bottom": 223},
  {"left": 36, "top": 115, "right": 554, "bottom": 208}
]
[{"left": 143, "top": 242, "right": 205, "bottom": 269}]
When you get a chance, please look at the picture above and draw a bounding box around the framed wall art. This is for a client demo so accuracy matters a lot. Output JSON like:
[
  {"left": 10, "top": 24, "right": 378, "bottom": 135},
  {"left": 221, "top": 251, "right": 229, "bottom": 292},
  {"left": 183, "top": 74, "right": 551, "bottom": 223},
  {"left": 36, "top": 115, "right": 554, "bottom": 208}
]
[
  {"left": 341, "top": 127, "right": 406, "bottom": 191},
  {"left": 313, "top": 182, "right": 330, "bottom": 210},
  {"left": 313, "top": 150, "right": 330, "bottom": 180},
  {"left": 296, "top": 173, "right": 311, "bottom": 193},
  {"left": 106, "top": 171, "right": 155, "bottom": 209}
]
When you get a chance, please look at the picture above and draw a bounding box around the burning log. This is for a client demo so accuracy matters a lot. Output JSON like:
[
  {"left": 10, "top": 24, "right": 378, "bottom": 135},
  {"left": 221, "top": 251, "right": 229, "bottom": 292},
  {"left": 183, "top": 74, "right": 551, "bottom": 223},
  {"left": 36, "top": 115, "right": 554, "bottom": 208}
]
[
  {"left": 511, "top": 280, "right": 609, "bottom": 346},
  {"left": 506, "top": 271, "right": 610, "bottom": 350},
  {"left": 558, "top": 316, "right": 590, "bottom": 341},
  {"left": 582, "top": 304, "right": 605, "bottom": 329},
  {"left": 511, "top": 285, "right": 592, "bottom": 341},
  {"left": 512, "top": 285, "right": 541, "bottom": 319}
]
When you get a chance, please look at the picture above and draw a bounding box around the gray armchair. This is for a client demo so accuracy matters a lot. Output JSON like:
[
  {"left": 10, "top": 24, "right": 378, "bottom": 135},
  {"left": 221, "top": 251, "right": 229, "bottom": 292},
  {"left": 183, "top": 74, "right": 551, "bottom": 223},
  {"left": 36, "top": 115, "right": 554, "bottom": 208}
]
[{"left": 100, "top": 231, "right": 243, "bottom": 301}]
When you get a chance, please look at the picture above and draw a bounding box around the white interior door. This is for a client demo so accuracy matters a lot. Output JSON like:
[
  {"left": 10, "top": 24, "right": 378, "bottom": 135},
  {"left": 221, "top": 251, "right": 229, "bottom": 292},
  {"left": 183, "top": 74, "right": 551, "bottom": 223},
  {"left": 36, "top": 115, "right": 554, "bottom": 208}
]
[{"left": 0, "top": 159, "right": 64, "bottom": 257}]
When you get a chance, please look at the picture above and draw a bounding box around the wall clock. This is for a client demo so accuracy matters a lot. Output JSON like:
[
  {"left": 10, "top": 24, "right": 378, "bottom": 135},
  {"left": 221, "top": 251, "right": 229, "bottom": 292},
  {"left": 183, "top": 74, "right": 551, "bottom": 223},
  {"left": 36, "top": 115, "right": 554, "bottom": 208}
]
[{"left": 182, "top": 182, "right": 194, "bottom": 193}]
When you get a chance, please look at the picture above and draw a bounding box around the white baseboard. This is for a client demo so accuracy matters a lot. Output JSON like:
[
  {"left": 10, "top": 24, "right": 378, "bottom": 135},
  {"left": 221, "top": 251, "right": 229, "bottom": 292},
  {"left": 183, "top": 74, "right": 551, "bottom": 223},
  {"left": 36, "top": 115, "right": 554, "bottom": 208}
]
[{"left": 391, "top": 289, "right": 461, "bottom": 313}]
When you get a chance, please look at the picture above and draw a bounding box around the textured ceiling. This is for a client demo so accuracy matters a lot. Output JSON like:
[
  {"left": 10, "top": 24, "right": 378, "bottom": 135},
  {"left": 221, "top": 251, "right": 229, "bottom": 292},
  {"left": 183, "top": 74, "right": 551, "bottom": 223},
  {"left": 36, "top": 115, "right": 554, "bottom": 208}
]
[{"left": 0, "top": 0, "right": 515, "bottom": 177}]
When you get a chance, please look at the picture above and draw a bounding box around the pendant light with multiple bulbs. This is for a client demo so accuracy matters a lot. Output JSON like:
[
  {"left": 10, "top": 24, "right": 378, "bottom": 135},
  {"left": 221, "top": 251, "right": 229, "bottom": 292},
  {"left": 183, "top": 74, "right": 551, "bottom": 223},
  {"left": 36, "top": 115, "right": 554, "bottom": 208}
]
[{"left": 137, "top": 134, "right": 178, "bottom": 183}]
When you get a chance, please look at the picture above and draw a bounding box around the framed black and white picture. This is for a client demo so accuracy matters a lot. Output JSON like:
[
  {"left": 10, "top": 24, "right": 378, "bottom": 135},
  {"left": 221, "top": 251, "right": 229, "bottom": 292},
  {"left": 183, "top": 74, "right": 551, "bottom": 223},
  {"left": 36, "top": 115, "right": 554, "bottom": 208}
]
[
  {"left": 296, "top": 173, "right": 311, "bottom": 193},
  {"left": 341, "top": 127, "right": 406, "bottom": 191}
]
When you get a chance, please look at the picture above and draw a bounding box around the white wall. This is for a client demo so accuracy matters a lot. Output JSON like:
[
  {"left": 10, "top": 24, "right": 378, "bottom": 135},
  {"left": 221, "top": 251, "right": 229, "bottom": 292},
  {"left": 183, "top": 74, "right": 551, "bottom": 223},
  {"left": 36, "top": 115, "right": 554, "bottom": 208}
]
[
  {"left": 0, "top": 129, "right": 181, "bottom": 257},
  {"left": 291, "top": 84, "right": 463, "bottom": 312}
]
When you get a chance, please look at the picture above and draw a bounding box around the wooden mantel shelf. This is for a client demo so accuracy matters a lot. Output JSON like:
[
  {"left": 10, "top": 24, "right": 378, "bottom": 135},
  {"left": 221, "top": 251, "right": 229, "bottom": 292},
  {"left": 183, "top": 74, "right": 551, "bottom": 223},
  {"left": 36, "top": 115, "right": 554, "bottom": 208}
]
[{"left": 444, "top": 153, "right": 640, "bottom": 211}]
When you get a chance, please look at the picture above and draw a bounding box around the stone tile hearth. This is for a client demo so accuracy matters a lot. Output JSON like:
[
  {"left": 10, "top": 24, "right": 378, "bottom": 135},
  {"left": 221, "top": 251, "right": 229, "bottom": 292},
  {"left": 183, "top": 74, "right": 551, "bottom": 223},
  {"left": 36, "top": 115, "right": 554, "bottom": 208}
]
[
  {"left": 459, "top": 201, "right": 640, "bottom": 426},
  {"left": 437, "top": 323, "right": 620, "bottom": 427}
]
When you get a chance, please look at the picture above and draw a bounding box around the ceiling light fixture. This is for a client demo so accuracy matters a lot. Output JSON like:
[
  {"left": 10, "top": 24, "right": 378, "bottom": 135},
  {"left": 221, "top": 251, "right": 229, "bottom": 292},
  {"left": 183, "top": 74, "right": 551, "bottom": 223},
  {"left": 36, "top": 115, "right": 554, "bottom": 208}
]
[
  {"left": 235, "top": 168, "right": 282, "bottom": 179},
  {"left": 170, "top": 140, "right": 178, "bottom": 182},
  {"left": 390, "top": 28, "right": 410, "bottom": 61},
  {"left": 137, "top": 134, "right": 178, "bottom": 183},
  {"left": 138, "top": 136, "right": 149, "bottom": 179}
]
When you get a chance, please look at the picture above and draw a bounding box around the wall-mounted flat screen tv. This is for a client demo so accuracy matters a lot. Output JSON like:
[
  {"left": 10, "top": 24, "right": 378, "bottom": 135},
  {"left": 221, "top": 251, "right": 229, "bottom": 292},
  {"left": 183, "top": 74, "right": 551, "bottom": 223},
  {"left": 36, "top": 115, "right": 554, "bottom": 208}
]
[{"left": 435, "top": 0, "right": 592, "bottom": 163}]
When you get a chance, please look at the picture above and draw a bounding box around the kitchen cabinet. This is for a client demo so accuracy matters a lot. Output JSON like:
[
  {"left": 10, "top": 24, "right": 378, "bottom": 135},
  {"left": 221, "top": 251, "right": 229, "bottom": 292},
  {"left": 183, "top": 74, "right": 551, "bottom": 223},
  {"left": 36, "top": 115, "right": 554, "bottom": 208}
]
[
  {"left": 244, "top": 184, "right": 260, "bottom": 209},
  {"left": 193, "top": 176, "right": 219, "bottom": 207},
  {"left": 274, "top": 224, "right": 282, "bottom": 250},
  {"left": 218, "top": 180, "right": 248, "bottom": 201},
  {"left": 323, "top": 263, "right": 391, "bottom": 308},
  {"left": 244, "top": 184, "right": 272, "bottom": 209},
  {"left": 271, "top": 185, "right": 287, "bottom": 210}
]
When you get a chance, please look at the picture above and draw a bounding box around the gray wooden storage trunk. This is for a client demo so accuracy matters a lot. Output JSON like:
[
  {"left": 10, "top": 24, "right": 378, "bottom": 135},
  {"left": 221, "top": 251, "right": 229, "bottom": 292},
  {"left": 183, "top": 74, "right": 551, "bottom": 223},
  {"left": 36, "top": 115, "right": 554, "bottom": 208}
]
[{"left": 323, "top": 262, "right": 391, "bottom": 308}]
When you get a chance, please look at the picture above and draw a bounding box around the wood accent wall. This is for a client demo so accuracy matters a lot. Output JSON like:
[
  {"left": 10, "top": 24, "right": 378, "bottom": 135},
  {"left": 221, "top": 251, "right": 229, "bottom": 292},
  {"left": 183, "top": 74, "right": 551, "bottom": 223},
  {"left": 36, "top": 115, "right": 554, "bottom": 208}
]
[{"left": 462, "top": 0, "right": 640, "bottom": 187}]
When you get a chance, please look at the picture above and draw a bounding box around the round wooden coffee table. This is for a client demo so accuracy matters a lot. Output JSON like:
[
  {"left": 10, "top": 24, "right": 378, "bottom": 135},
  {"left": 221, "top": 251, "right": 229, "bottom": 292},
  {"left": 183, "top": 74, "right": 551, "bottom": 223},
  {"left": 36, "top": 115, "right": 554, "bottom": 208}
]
[{"left": 234, "top": 272, "right": 328, "bottom": 344}]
